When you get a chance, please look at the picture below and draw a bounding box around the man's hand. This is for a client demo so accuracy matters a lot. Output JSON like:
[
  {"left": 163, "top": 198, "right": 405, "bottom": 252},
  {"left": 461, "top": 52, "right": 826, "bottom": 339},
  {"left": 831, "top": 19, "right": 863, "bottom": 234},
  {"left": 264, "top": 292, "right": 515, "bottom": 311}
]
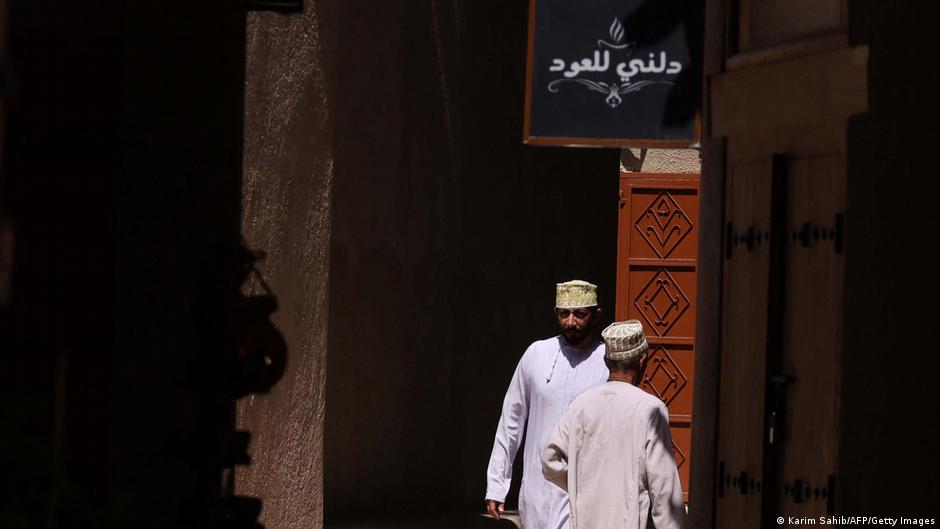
[{"left": 485, "top": 499, "right": 504, "bottom": 520}]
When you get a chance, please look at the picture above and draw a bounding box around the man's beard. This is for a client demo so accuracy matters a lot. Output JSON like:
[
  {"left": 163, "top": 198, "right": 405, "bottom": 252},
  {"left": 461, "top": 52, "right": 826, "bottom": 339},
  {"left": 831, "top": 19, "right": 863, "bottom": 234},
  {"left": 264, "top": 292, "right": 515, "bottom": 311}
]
[{"left": 564, "top": 325, "right": 593, "bottom": 345}]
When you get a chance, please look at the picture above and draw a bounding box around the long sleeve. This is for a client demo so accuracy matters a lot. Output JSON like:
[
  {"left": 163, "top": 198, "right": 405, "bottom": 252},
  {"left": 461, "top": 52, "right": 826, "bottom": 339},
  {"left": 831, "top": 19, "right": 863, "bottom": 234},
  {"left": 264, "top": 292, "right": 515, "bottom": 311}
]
[
  {"left": 644, "top": 403, "right": 686, "bottom": 529},
  {"left": 541, "top": 406, "right": 572, "bottom": 492},
  {"left": 485, "top": 352, "right": 530, "bottom": 502}
]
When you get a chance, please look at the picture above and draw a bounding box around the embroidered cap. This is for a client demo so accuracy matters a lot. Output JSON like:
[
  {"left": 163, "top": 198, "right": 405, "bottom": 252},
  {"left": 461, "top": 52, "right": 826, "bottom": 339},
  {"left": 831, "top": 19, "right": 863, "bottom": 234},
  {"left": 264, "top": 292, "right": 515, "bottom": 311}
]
[
  {"left": 601, "top": 320, "right": 649, "bottom": 361},
  {"left": 555, "top": 280, "right": 598, "bottom": 309}
]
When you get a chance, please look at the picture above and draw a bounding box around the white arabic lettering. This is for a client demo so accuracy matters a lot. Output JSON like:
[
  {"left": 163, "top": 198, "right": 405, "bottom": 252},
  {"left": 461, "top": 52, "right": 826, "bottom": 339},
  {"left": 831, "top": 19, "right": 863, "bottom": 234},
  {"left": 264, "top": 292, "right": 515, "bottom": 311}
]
[
  {"left": 558, "top": 50, "right": 611, "bottom": 78},
  {"left": 545, "top": 18, "right": 685, "bottom": 108},
  {"left": 555, "top": 50, "right": 681, "bottom": 80}
]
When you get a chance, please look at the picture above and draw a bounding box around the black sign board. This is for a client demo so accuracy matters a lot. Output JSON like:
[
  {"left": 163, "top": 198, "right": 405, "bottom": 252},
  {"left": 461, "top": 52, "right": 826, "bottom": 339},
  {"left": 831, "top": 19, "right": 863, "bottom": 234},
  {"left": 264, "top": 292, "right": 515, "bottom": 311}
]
[{"left": 524, "top": 0, "right": 703, "bottom": 147}]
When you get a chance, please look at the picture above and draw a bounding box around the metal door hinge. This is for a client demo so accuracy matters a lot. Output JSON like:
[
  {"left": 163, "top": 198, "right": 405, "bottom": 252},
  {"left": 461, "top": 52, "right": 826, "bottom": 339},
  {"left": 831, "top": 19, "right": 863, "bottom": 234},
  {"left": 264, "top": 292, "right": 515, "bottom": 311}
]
[
  {"left": 717, "top": 461, "right": 761, "bottom": 499},
  {"left": 782, "top": 475, "right": 835, "bottom": 508},
  {"left": 725, "top": 222, "right": 768, "bottom": 258},
  {"left": 791, "top": 213, "right": 844, "bottom": 254}
]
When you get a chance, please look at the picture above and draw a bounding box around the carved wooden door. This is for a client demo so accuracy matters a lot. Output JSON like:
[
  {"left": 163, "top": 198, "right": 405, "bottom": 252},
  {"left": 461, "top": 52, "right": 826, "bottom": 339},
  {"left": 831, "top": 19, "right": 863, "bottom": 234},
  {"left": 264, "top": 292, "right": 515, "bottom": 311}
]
[
  {"left": 616, "top": 172, "right": 700, "bottom": 501},
  {"left": 767, "top": 153, "right": 845, "bottom": 519},
  {"left": 713, "top": 154, "right": 846, "bottom": 528},
  {"left": 714, "top": 160, "right": 774, "bottom": 528}
]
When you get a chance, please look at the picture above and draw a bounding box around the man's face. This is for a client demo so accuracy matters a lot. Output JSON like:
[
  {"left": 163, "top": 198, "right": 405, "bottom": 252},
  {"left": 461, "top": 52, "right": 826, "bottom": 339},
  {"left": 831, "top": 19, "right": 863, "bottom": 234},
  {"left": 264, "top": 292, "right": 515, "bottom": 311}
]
[{"left": 555, "top": 306, "right": 598, "bottom": 345}]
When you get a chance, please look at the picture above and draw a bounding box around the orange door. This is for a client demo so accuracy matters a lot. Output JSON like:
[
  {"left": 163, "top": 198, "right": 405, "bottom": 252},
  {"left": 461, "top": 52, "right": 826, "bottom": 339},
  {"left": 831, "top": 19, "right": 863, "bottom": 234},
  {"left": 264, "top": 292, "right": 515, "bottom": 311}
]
[{"left": 616, "top": 171, "right": 700, "bottom": 501}]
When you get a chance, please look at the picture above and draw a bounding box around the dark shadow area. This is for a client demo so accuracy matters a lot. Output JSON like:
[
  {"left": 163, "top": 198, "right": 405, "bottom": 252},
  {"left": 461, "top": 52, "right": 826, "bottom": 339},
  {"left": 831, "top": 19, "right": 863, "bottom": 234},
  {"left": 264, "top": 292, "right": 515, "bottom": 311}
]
[
  {"left": 620, "top": 0, "right": 704, "bottom": 128},
  {"left": 840, "top": 0, "right": 940, "bottom": 515},
  {"left": 323, "top": 0, "right": 619, "bottom": 525},
  {"left": 0, "top": 1, "right": 287, "bottom": 527}
]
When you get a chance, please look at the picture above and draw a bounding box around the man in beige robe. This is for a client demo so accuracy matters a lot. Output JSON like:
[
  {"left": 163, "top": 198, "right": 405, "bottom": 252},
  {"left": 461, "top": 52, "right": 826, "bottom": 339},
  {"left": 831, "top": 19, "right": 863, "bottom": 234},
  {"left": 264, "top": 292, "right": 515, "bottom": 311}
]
[{"left": 541, "top": 320, "right": 685, "bottom": 529}]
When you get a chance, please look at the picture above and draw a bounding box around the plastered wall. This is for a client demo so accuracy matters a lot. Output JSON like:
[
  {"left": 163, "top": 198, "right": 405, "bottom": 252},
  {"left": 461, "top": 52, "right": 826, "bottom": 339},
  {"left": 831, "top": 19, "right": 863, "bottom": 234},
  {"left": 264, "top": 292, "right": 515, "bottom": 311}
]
[
  {"left": 620, "top": 147, "right": 701, "bottom": 173},
  {"left": 236, "top": 5, "right": 335, "bottom": 529}
]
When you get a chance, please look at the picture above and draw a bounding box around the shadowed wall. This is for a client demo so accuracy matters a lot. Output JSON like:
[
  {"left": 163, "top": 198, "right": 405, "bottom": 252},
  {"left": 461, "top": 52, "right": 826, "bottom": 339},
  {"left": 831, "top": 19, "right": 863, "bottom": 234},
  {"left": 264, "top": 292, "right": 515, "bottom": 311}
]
[
  {"left": 233, "top": 1, "right": 620, "bottom": 526},
  {"left": 2, "top": 0, "right": 248, "bottom": 527},
  {"left": 324, "top": 0, "right": 619, "bottom": 522},
  {"left": 840, "top": 0, "right": 940, "bottom": 515},
  {"left": 236, "top": 5, "right": 335, "bottom": 529}
]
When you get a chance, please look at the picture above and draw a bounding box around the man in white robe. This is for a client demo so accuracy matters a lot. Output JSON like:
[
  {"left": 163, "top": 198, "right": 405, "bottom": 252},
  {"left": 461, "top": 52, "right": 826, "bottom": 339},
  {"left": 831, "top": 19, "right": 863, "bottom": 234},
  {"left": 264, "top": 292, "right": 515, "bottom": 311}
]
[
  {"left": 541, "top": 320, "right": 685, "bottom": 529},
  {"left": 485, "top": 280, "right": 609, "bottom": 529}
]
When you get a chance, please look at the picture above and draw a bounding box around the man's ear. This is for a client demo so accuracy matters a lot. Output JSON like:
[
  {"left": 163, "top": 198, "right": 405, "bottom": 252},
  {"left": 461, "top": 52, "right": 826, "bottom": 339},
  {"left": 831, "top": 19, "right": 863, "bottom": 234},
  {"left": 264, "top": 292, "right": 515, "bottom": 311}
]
[
  {"left": 593, "top": 306, "right": 603, "bottom": 320},
  {"left": 638, "top": 350, "right": 651, "bottom": 369}
]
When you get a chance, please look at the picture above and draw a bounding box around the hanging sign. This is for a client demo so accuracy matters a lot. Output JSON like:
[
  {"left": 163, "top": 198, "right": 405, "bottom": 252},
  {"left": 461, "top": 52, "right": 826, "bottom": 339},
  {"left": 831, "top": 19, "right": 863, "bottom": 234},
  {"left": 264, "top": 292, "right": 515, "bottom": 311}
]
[{"left": 523, "top": 0, "right": 702, "bottom": 147}]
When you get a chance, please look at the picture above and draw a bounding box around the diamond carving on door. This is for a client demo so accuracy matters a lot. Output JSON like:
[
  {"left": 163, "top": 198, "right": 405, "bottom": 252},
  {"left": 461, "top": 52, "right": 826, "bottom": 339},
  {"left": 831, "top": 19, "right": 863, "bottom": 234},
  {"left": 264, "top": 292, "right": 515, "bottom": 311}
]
[
  {"left": 641, "top": 345, "right": 689, "bottom": 406},
  {"left": 635, "top": 192, "right": 694, "bottom": 259},
  {"left": 617, "top": 173, "right": 699, "bottom": 501},
  {"left": 634, "top": 268, "right": 691, "bottom": 337}
]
